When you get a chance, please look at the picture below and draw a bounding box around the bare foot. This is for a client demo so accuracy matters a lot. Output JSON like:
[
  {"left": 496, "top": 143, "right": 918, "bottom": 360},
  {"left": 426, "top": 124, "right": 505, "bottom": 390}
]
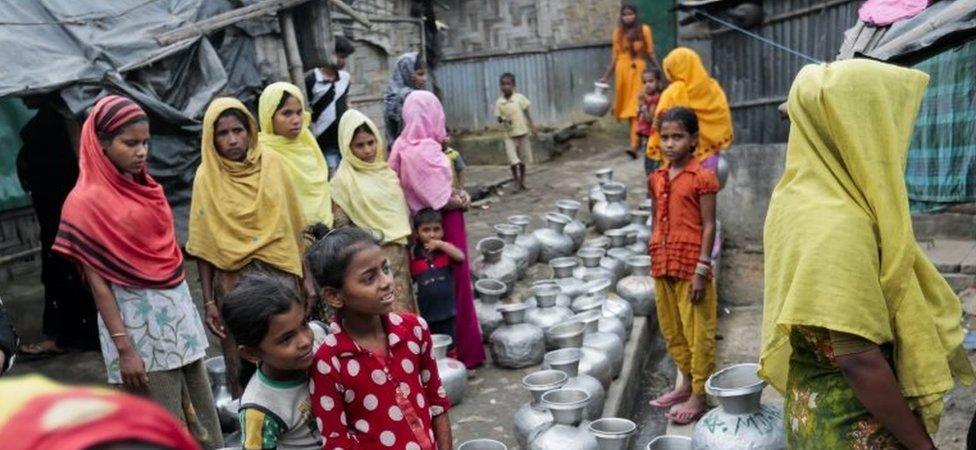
[
  {"left": 649, "top": 387, "right": 691, "bottom": 408},
  {"left": 666, "top": 394, "right": 707, "bottom": 425},
  {"left": 18, "top": 339, "right": 65, "bottom": 357}
]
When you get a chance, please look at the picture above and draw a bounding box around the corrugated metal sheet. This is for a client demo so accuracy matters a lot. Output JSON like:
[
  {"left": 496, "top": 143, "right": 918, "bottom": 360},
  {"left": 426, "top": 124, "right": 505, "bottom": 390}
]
[
  {"left": 709, "top": 0, "right": 861, "bottom": 143},
  {"left": 436, "top": 45, "right": 611, "bottom": 130}
]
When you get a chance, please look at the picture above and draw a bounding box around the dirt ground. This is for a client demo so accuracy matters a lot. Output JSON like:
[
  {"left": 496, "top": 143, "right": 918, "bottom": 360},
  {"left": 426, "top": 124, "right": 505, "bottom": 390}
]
[{"left": 2, "top": 121, "right": 974, "bottom": 448}]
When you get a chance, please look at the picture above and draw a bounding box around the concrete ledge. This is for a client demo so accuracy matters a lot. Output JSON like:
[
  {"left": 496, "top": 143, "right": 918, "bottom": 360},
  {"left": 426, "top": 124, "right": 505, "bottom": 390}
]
[
  {"left": 453, "top": 132, "right": 557, "bottom": 166},
  {"left": 604, "top": 316, "right": 651, "bottom": 418}
]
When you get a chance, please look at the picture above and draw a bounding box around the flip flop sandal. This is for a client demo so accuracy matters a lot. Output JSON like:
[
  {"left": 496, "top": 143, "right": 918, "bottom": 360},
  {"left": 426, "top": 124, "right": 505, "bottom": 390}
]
[
  {"left": 648, "top": 391, "right": 691, "bottom": 408},
  {"left": 665, "top": 407, "right": 707, "bottom": 425}
]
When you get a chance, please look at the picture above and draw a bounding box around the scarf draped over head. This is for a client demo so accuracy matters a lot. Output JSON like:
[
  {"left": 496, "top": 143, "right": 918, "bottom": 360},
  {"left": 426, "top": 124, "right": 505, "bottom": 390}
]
[
  {"left": 383, "top": 52, "right": 421, "bottom": 140},
  {"left": 186, "top": 98, "right": 306, "bottom": 276},
  {"left": 649, "top": 47, "right": 734, "bottom": 161},
  {"left": 389, "top": 90, "right": 453, "bottom": 214},
  {"left": 258, "top": 82, "right": 334, "bottom": 227},
  {"left": 760, "top": 59, "right": 973, "bottom": 432},
  {"left": 52, "top": 94, "right": 185, "bottom": 289},
  {"left": 0, "top": 375, "right": 199, "bottom": 450},
  {"left": 332, "top": 109, "right": 413, "bottom": 245}
]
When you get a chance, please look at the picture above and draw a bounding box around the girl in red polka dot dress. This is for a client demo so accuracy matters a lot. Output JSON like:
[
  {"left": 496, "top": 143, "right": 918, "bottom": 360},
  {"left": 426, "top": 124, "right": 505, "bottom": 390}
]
[{"left": 307, "top": 227, "right": 453, "bottom": 449}]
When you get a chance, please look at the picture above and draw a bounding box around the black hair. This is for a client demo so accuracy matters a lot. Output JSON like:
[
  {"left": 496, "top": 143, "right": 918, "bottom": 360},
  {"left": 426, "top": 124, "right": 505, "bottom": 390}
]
[
  {"left": 619, "top": 3, "right": 639, "bottom": 30},
  {"left": 214, "top": 108, "right": 252, "bottom": 134},
  {"left": 413, "top": 54, "right": 427, "bottom": 72},
  {"left": 335, "top": 36, "right": 356, "bottom": 56},
  {"left": 353, "top": 123, "right": 375, "bottom": 138},
  {"left": 96, "top": 118, "right": 149, "bottom": 145},
  {"left": 222, "top": 272, "right": 302, "bottom": 386},
  {"left": 659, "top": 107, "right": 700, "bottom": 136},
  {"left": 643, "top": 67, "right": 662, "bottom": 82},
  {"left": 412, "top": 208, "right": 442, "bottom": 229},
  {"left": 500, "top": 72, "right": 516, "bottom": 84},
  {"left": 306, "top": 227, "right": 382, "bottom": 290},
  {"left": 620, "top": 3, "right": 638, "bottom": 16},
  {"left": 275, "top": 90, "right": 296, "bottom": 113}
]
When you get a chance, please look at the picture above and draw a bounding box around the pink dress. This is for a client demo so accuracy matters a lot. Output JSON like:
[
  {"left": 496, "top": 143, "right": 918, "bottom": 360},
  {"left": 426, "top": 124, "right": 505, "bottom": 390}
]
[{"left": 390, "top": 91, "right": 486, "bottom": 367}]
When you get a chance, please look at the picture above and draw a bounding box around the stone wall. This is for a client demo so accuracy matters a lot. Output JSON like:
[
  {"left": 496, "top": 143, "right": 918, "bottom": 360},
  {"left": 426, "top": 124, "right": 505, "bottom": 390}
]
[{"left": 437, "top": 0, "right": 619, "bottom": 58}]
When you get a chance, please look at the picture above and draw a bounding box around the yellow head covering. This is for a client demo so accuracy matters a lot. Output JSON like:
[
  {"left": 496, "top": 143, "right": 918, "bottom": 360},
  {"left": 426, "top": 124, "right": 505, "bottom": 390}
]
[
  {"left": 761, "top": 59, "right": 973, "bottom": 432},
  {"left": 186, "top": 98, "right": 305, "bottom": 276},
  {"left": 332, "top": 109, "right": 412, "bottom": 245},
  {"left": 648, "top": 47, "right": 734, "bottom": 161},
  {"left": 258, "top": 82, "right": 333, "bottom": 227}
]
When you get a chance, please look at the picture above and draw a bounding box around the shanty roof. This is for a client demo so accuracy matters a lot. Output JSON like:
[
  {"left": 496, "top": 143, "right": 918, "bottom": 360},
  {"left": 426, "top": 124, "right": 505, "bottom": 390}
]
[{"left": 837, "top": 0, "right": 976, "bottom": 65}]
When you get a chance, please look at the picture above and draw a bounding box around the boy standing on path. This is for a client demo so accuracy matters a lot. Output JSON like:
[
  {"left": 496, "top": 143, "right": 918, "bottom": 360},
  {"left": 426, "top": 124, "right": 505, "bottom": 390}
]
[
  {"left": 306, "top": 36, "right": 356, "bottom": 176},
  {"left": 493, "top": 72, "right": 537, "bottom": 191}
]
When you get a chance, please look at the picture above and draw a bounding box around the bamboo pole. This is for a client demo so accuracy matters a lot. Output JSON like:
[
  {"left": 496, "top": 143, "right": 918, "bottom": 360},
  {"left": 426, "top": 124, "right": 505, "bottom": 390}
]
[{"left": 278, "top": 11, "right": 306, "bottom": 89}]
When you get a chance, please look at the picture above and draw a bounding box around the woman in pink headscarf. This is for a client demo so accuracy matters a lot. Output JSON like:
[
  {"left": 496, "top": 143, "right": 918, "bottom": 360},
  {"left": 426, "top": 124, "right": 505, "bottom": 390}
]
[{"left": 390, "top": 90, "right": 485, "bottom": 368}]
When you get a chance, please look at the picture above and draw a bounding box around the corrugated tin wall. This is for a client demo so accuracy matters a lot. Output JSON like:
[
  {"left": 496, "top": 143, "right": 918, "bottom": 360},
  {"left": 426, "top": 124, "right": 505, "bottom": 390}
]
[
  {"left": 436, "top": 45, "right": 611, "bottom": 131},
  {"left": 709, "top": 0, "right": 861, "bottom": 143}
]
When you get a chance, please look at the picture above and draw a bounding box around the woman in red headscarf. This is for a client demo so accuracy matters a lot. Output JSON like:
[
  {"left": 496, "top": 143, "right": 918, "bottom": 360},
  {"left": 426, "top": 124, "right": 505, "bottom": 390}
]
[
  {"left": 52, "top": 95, "right": 221, "bottom": 447},
  {"left": 0, "top": 375, "right": 200, "bottom": 450}
]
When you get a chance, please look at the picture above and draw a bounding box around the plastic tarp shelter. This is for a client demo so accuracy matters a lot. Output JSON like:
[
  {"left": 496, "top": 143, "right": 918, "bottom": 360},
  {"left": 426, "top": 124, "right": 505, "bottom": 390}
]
[{"left": 0, "top": 0, "right": 270, "bottom": 241}]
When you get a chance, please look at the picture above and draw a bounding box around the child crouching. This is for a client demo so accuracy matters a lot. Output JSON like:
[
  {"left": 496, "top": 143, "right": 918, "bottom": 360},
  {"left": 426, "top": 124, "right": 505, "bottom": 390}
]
[{"left": 307, "top": 227, "right": 453, "bottom": 449}]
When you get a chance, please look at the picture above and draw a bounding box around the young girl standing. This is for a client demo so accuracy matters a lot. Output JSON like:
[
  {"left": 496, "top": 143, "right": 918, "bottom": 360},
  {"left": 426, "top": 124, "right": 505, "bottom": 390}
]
[
  {"left": 331, "top": 109, "right": 417, "bottom": 313},
  {"left": 51, "top": 95, "right": 221, "bottom": 446},
  {"left": 307, "top": 228, "right": 453, "bottom": 449},
  {"left": 646, "top": 107, "right": 718, "bottom": 425}
]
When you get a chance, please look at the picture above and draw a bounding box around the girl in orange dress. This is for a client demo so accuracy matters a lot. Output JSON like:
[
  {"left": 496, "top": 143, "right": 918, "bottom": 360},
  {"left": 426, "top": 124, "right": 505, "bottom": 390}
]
[{"left": 600, "top": 4, "right": 660, "bottom": 159}]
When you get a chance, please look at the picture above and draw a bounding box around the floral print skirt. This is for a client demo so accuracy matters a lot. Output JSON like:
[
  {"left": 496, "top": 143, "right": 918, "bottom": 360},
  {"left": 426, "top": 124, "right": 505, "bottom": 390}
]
[{"left": 786, "top": 326, "right": 904, "bottom": 449}]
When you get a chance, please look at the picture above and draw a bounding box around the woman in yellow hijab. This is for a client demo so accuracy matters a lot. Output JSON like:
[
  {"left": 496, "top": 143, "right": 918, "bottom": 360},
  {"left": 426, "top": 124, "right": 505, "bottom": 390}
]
[
  {"left": 762, "top": 59, "right": 972, "bottom": 449},
  {"left": 331, "top": 109, "right": 417, "bottom": 313},
  {"left": 648, "top": 47, "right": 733, "bottom": 169},
  {"left": 258, "top": 82, "right": 334, "bottom": 227},
  {"left": 187, "top": 97, "right": 311, "bottom": 396}
]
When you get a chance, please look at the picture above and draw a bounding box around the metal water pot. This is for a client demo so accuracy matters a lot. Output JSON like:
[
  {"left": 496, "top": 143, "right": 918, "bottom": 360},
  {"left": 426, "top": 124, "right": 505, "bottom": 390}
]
[
  {"left": 583, "top": 235, "right": 611, "bottom": 251},
  {"left": 525, "top": 283, "right": 575, "bottom": 346},
  {"left": 582, "top": 81, "right": 611, "bottom": 117},
  {"left": 205, "top": 356, "right": 238, "bottom": 431},
  {"left": 474, "top": 279, "right": 507, "bottom": 343},
  {"left": 616, "top": 255, "right": 656, "bottom": 316},
  {"left": 550, "top": 257, "right": 589, "bottom": 299},
  {"left": 583, "top": 278, "right": 635, "bottom": 335},
  {"left": 533, "top": 213, "right": 576, "bottom": 262},
  {"left": 494, "top": 223, "right": 530, "bottom": 279},
  {"left": 638, "top": 198, "right": 652, "bottom": 212},
  {"left": 530, "top": 389, "right": 600, "bottom": 450},
  {"left": 473, "top": 237, "right": 518, "bottom": 293},
  {"left": 604, "top": 229, "right": 634, "bottom": 255},
  {"left": 459, "top": 439, "right": 508, "bottom": 450},
  {"left": 692, "top": 363, "right": 786, "bottom": 450},
  {"left": 621, "top": 210, "right": 651, "bottom": 244},
  {"left": 646, "top": 435, "right": 692, "bottom": 450},
  {"left": 574, "top": 310, "right": 625, "bottom": 379},
  {"left": 508, "top": 215, "right": 541, "bottom": 265},
  {"left": 589, "top": 417, "right": 636, "bottom": 450},
  {"left": 514, "top": 370, "right": 569, "bottom": 448},
  {"left": 490, "top": 303, "right": 545, "bottom": 368},
  {"left": 570, "top": 292, "right": 629, "bottom": 344},
  {"left": 556, "top": 199, "right": 587, "bottom": 250},
  {"left": 600, "top": 247, "right": 632, "bottom": 284},
  {"left": 432, "top": 334, "right": 468, "bottom": 406},
  {"left": 531, "top": 279, "right": 573, "bottom": 308},
  {"left": 573, "top": 247, "right": 614, "bottom": 282},
  {"left": 716, "top": 153, "right": 730, "bottom": 189},
  {"left": 588, "top": 168, "right": 614, "bottom": 211},
  {"left": 592, "top": 183, "right": 631, "bottom": 233},
  {"left": 545, "top": 320, "right": 613, "bottom": 388},
  {"left": 542, "top": 349, "right": 606, "bottom": 421}
]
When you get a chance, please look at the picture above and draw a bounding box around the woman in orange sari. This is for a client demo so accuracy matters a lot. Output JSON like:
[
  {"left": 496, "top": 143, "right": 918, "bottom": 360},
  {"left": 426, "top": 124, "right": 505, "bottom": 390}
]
[{"left": 600, "top": 4, "right": 660, "bottom": 158}]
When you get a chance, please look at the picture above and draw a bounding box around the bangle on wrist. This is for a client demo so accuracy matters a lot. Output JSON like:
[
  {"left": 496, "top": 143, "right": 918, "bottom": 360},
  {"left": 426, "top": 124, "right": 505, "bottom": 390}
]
[
  {"left": 698, "top": 258, "right": 712, "bottom": 264},
  {"left": 110, "top": 332, "right": 127, "bottom": 339},
  {"left": 205, "top": 300, "right": 216, "bottom": 307}
]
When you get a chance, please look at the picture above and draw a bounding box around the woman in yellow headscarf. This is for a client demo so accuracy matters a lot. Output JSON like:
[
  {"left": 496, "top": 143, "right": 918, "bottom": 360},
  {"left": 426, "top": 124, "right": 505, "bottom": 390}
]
[
  {"left": 600, "top": 4, "right": 659, "bottom": 159},
  {"left": 258, "top": 82, "right": 333, "bottom": 227},
  {"left": 331, "top": 109, "right": 417, "bottom": 313},
  {"left": 648, "top": 47, "right": 732, "bottom": 170},
  {"left": 761, "top": 59, "right": 972, "bottom": 449},
  {"left": 187, "top": 97, "right": 311, "bottom": 396}
]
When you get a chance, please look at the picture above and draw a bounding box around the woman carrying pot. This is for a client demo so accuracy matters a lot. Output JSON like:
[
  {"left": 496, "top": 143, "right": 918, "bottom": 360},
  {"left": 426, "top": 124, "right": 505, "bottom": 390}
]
[{"left": 599, "top": 3, "right": 660, "bottom": 159}]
